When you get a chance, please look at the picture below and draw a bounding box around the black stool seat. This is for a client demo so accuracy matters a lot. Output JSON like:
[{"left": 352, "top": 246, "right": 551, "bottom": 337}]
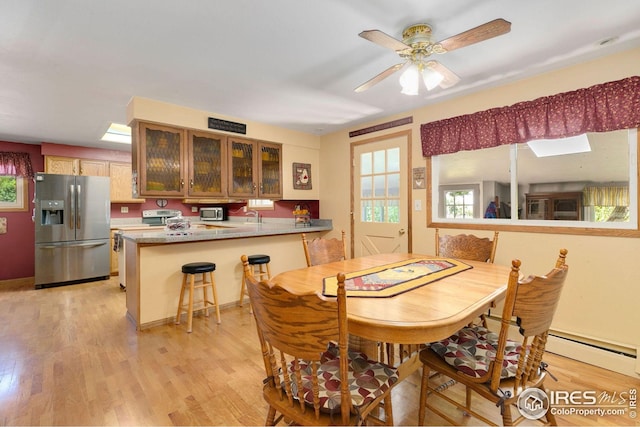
[
  {"left": 248, "top": 254, "right": 270, "bottom": 265},
  {"left": 182, "top": 262, "right": 216, "bottom": 274}
]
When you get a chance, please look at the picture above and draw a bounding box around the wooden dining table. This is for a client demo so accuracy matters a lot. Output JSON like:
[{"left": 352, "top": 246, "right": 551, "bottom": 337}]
[{"left": 272, "top": 253, "right": 511, "bottom": 377}]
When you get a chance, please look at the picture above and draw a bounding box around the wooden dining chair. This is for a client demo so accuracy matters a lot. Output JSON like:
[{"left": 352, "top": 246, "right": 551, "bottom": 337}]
[
  {"left": 240, "top": 255, "right": 398, "bottom": 426},
  {"left": 300, "top": 231, "right": 382, "bottom": 360},
  {"left": 418, "top": 249, "right": 569, "bottom": 426},
  {"left": 435, "top": 228, "right": 500, "bottom": 329},
  {"left": 435, "top": 228, "right": 500, "bottom": 263},
  {"left": 301, "top": 230, "right": 347, "bottom": 267}
]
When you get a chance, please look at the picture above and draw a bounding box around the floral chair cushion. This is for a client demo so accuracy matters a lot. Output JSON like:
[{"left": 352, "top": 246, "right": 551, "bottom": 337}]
[
  {"left": 430, "top": 325, "right": 523, "bottom": 379},
  {"left": 282, "top": 342, "right": 399, "bottom": 412}
]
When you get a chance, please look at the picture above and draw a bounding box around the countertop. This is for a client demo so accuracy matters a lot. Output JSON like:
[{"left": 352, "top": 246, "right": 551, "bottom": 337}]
[{"left": 120, "top": 219, "right": 332, "bottom": 244}]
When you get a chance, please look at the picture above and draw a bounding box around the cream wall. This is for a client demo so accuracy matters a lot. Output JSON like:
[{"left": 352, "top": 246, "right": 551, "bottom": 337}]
[{"left": 319, "top": 47, "right": 640, "bottom": 372}]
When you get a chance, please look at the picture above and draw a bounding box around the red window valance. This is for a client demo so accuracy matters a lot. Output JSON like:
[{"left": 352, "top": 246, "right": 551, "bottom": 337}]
[
  {"left": 420, "top": 76, "right": 640, "bottom": 157},
  {"left": 0, "top": 151, "right": 34, "bottom": 178}
]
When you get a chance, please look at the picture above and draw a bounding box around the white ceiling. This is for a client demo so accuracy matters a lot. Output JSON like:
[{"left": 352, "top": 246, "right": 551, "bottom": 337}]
[{"left": 2, "top": 1, "right": 640, "bottom": 151}]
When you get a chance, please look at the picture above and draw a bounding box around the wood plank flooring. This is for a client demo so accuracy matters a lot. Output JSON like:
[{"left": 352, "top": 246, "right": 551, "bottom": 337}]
[{"left": 1, "top": 276, "right": 638, "bottom": 426}]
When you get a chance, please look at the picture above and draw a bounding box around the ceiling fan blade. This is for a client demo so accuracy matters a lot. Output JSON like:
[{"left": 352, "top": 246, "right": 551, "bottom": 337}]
[
  {"left": 426, "top": 61, "right": 460, "bottom": 89},
  {"left": 437, "top": 18, "right": 511, "bottom": 52},
  {"left": 354, "top": 63, "right": 405, "bottom": 92},
  {"left": 359, "top": 29, "right": 410, "bottom": 52}
]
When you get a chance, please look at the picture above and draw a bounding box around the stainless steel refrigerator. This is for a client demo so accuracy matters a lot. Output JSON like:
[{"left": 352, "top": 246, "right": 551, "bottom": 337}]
[{"left": 34, "top": 173, "right": 111, "bottom": 289}]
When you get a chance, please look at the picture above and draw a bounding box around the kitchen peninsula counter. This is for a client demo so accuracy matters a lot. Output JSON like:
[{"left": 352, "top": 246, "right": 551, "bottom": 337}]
[
  {"left": 121, "top": 219, "right": 332, "bottom": 244},
  {"left": 121, "top": 219, "right": 333, "bottom": 330}
]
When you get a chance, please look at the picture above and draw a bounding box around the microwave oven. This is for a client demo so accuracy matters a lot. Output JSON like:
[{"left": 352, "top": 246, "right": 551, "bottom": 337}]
[{"left": 200, "top": 207, "right": 227, "bottom": 221}]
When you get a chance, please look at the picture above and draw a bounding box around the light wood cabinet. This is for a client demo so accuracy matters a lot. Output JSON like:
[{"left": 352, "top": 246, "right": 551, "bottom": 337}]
[
  {"left": 110, "top": 231, "right": 118, "bottom": 275},
  {"left": 109, "top": 162, "right": 144, "bottom": 203},
  {"left": 525, "top": 192, "right": 582, "bottom": 220},
  {"left": 45, "top": 156, "right": 108, "bottom": 176},
  {"left": 228, "top": 137, "right": 282, "bottom": 198},
  {"left": 45, "top": 156, "right": 78, "bottom": 175},
  {"left": 79, "top": 159, "right": 108, "bottom": 176}
]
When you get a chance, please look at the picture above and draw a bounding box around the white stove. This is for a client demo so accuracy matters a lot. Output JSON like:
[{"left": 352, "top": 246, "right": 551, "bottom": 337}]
[{"left": 141, "top": 209, "right": 182, "bottom": 225}]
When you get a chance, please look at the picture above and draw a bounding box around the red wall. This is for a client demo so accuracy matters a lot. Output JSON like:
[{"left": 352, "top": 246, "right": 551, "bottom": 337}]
[
  {"left": 0, "top": 141, "right": 44, "bottom": 280},
  {"left": 110, "top": 200, "right": 320, "bottom": 220}
]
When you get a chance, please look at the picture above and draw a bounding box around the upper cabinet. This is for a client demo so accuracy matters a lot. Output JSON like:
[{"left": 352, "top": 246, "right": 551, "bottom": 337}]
[
  {"left": 188, "top": 130, "right": 227, "bottom": 198},
  {"left": 132, "top": 120, "right": 282, "bottom": 200},
  {"left": 45, "top": 156, "right": 108, "bottom": 176},
  {"left": 228, "top": 137, "right": 283, "bottom": 199},
  {"left": 110, "top": 162, "right": 144, "bottom": 203},
  {"left": 133, "top": 121, "right": 186, "bottom": 197},
  {"left": 46, "top": 156, "right": 141, "bottom": 203}
]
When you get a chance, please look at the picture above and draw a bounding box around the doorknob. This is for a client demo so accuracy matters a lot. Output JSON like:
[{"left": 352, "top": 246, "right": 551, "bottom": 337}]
[{"left": 399, "top": 228, "right": 406, "bottom": 235}]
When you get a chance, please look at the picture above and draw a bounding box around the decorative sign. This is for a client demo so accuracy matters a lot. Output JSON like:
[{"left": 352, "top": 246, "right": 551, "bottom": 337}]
[
  {"left": 207, "top": 117, "right": 247, "bottom": 134},
  {"left": 293, "top": 162, "right": 312, "bottom": 190},
  {"left": 349, "top": 116, "right": 413, "bottom": 138},
  {"left": 413, "top": 167, "right": 426, "bottom": 189}
]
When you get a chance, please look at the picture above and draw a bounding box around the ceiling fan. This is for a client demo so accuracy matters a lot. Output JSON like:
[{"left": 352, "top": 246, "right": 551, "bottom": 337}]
[{"left": 355, "top": 18, "right": 511, "bottom": 94}]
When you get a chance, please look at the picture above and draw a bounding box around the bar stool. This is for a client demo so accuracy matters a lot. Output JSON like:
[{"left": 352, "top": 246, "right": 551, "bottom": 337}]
[
  {"left": 240, "top": 254, "right": 271, "bottom": 308},
  {"left": 175, "top": 262, "right": 221, "bottom": 333}
]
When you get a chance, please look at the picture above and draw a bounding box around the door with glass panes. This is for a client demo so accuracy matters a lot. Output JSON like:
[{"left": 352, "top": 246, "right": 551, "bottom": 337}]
[{"left": 353, "top": 134, "right": 409, "bottom": 256}]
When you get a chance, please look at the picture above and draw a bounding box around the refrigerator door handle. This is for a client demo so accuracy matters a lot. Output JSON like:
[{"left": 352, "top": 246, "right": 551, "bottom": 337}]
[
  {"left": 69, "top": 184, "right": 75, "bottom": 230},
  {"left": 76, "top": 184, "right": 82, "bottom": 230},
  {"left": 38, "top": 241, "right": 108, "bottom": 249}
]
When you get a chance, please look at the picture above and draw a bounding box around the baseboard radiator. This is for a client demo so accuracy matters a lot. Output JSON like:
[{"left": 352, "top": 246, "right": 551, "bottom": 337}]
[{"left": 485, "top": 316, "right": 639, "bottom": 378}]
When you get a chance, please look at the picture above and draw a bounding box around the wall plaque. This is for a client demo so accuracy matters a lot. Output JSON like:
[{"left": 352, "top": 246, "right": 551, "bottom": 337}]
[
  {"left": 413, "top": 167, "right": 426, "bottom": 189},
  {"left": 293, "top": 163, "right": 312, "bottom": 190},
  {"left": 207, "top": 117, "right": 247, "bottom": 134}
]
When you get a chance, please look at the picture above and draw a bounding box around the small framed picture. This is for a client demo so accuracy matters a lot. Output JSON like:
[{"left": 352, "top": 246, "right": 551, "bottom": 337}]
[{"left": 293, "top": 162, "right": 312, "bottom": 190}]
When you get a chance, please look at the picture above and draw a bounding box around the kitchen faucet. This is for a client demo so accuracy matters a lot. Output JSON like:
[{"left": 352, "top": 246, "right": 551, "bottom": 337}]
[{"left": 245, "top": 209, "right": 260, "bottom": 223}]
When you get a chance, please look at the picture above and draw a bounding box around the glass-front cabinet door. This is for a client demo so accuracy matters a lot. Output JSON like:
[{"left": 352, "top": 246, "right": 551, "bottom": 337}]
[
  {"left": 228, "top": 137, "right": 258, "bottom": 198},
  {"left": 228, "top": 138, "right": 283, "bottom": 199},
  {"left": 258, "top": 141, "right": 282, "bottom": 199},
  {"left": 187, "top": 130, "right": 227, "bottom": 197},
  {"left": 137, "top": 122, "right": 186, "bottom": 197}
]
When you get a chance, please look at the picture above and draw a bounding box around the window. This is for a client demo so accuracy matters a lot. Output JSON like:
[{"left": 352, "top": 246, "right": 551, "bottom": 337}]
[
  {"left": 429, "top": 128, "right": 638, "bottom": 235},
  {"left": 0, "top": 176, "right": 28, "bottom": 212},
  {"left": 247, "top": 199, "right": 274, "bottom": 210},
  {"left": 360, "top": 147, "right": 400, "bottom": 223},
  {"left": 440, "top": 185, "right": 479, "bottom": 219}
]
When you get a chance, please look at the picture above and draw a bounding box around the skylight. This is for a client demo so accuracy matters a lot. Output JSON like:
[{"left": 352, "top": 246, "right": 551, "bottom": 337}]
[
  {"left": 101, "top": 123, "right": 131, "bottom": 144},
  {"left": 527, "top": 133, "right": 591, "bottom": 157}
]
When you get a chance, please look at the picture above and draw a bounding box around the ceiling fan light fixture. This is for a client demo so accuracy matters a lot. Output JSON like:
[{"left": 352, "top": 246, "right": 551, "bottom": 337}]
[
  {"left": 399, "top": 63, "right": 420, "bottom": 95},
  {"left": 422, "top": 67, "right": 444, "bottom": 90}
]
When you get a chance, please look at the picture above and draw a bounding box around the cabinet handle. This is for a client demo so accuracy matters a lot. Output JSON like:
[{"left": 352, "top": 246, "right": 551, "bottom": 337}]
[
  {"left": 180, "top": 179, "right": 184, "bottom": 188},
  {"left": 189, "top": 179, "right": 194, "bottom": 188}
]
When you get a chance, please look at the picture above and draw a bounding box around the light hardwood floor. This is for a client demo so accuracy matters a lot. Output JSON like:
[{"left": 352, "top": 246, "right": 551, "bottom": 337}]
[{"left": 1, "top": 276, "right": 638, "bottom": 426}]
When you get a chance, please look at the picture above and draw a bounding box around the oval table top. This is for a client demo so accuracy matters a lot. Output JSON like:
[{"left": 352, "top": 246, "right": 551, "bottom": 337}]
[{"left": 272, "top": 253, "right": 510, "bottom": 345}]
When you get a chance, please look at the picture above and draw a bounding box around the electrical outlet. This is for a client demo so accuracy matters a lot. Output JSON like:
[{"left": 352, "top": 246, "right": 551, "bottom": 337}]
[
  {"left": 191, "top": 206, "right": 198, "bottom": 213},
  {"left": 120, "top": 206, "right": 129, "bottom": 213}
]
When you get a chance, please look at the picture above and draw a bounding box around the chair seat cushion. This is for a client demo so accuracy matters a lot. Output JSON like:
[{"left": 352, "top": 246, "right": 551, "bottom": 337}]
[
  {"left": 283, "top": 342, "right": 398, "bottom": 412},
  {"left": 430, "top": 325, "right": 523, "bottom": 379}
]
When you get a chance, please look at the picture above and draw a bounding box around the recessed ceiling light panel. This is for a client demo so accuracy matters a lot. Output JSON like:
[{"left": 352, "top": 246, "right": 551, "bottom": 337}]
[{"left": 527, "top": 133, "right": 591, "bottom": 157}]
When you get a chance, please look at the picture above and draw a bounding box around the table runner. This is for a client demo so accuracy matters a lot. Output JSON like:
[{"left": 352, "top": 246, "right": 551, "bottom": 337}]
[{"left": 322, "top": 257, "right": 472, "bottom": 298}]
